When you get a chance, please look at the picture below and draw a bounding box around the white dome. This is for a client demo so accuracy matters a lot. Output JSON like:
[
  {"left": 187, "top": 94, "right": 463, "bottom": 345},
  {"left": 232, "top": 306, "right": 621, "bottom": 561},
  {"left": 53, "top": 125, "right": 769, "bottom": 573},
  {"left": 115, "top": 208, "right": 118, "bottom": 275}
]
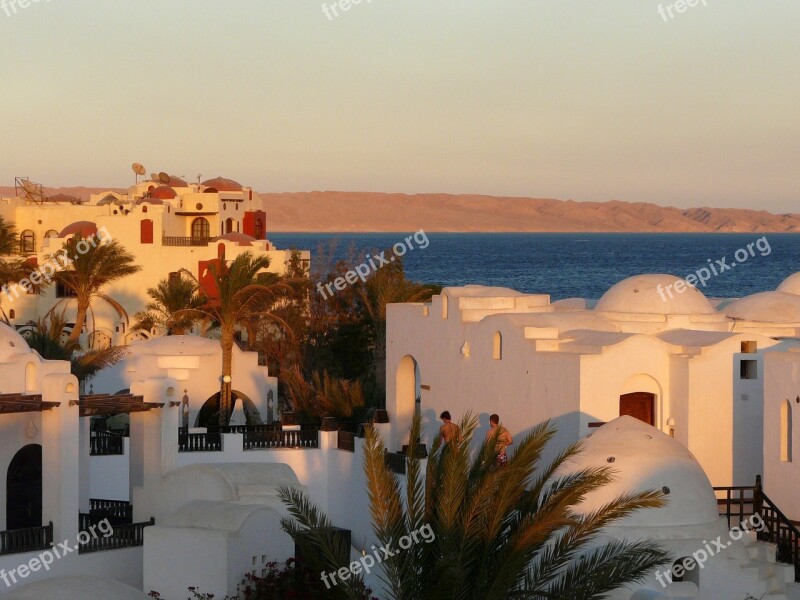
[
  {"left": 777, "top": 272, "right": 800, "bottom": 295},
  {"left": 557, "top": 416, "right": 719, "bottom": 527},
  {"left": 0, "top": 323, "right": 33, "bottom": 362},
  {"left": 595, "top": 274, "right": 716, "bottom": 316},
  {"left": 724, "top": 291, "right": 800, "bottom": 323}
]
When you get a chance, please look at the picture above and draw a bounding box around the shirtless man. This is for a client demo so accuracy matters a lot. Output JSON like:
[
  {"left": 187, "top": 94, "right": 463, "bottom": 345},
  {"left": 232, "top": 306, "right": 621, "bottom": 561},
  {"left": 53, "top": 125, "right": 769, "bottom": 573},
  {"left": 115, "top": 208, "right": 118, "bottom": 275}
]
[
  {"left": 439, "top": 411, "right": 460, "bottom": 445},
  {"left": 485, "top": 413, "right": 513, "bottom": 466}
]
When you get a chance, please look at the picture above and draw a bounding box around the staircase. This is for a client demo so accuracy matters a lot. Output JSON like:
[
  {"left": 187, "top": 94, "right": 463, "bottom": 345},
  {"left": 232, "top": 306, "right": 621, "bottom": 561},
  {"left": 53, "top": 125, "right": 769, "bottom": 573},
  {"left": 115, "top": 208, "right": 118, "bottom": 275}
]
[{"left": 714, "top": 476, "right": 800, "bottom": 584}]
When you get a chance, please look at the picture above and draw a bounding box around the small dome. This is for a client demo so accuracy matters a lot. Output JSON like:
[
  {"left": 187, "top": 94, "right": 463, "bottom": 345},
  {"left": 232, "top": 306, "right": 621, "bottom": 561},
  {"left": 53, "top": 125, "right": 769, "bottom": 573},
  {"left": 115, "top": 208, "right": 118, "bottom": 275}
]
[
  {"left": 137, "top": 197, "right": 164, "bottom": 206},
  {"left": 596, "top": 274, "right": 716, "bottom": 315},
  {"left": 58, "top": 221, "right": 98, "bottom": 238},
  {"left": 557, "top": 416, "right": 719, "bottom": 527},
  {"left": 0, "top": 322, "right": 32, "bottom": 362},
  {"left": 202, "top": 177, "right": 243, "bottom": 192},
  {"left": 150, "top": 185, "right": 177, "bottom": 200},
  {"left": 777, "top": 272, "right": 800, "bottom": 295},
  {"left": 165, "top": 175, "right": 188, "bottom": 187},
  {"left": 724, "top": 291, "right": 800, "bottom": 323},
  {"left": 213, "top": 232, "right": 256, "bottom": 246}
]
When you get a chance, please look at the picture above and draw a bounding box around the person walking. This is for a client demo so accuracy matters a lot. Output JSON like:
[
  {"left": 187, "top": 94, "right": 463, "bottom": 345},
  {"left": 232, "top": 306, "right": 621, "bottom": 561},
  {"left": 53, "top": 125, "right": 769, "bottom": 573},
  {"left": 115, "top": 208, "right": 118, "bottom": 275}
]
[{"left": 485, "top": 413, "right": 513, "bottom": 467}]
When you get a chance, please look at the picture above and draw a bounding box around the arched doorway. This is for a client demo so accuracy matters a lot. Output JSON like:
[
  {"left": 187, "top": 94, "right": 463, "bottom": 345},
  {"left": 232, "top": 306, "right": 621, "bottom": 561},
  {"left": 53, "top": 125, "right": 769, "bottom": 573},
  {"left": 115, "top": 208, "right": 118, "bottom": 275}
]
[
  {"left": 394, "top": 355, "right": 420, "bottom": 448},
  {"left": 6, "top": 444, "right": 42, "bottom": 530},
  {"left": 191, "top": 217, "right": 210, "bottom": 240},
  {"left": 195, "top": 391, "right": 262, "bottom": 428}
]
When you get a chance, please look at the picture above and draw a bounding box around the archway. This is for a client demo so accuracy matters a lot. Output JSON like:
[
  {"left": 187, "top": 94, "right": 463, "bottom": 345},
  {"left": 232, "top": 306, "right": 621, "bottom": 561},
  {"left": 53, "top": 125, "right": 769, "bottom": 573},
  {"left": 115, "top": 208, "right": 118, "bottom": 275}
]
[
  {"left": 6, "top": 444, "right": 42, "bottom": 530},
  {"left": 620, "top": 392, "right": 655, "bottom": 426},
  {"left": 194, "top": 390, "right": 263, "bottom": 428},
  {"left": 394, "top": 355, "right": 420, "bottom": 448}
]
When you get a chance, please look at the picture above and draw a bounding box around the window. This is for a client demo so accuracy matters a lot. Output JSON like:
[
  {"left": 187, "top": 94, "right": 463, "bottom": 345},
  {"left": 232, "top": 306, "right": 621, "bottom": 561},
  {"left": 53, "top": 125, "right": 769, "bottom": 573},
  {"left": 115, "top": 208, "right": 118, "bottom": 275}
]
[
  {"left": 493, "top": 331, "right": 503, "bottom": 360},
  {"left": 191, "top": 217, "right": 210, "bottom": 240},
  {"left": 44, "top": 229, "right": 59, "bottom": 239},
  {"left": 782, "top": 400, "right": 793, "bottom": 462},
  {"left": 20, "top": 230, "right": 35, "bottom": 253},
  {"left": 56, "top": 282, "right": 77, "bottom": 298},
  {"left": 140, "top": 219, "right": 153, "bottom": 244},
  {"left": 254, "top": 219, "right": 263, "bottom": 239},
  {"left": 740, "top": 360, "right": 757, "bottom": 380}
]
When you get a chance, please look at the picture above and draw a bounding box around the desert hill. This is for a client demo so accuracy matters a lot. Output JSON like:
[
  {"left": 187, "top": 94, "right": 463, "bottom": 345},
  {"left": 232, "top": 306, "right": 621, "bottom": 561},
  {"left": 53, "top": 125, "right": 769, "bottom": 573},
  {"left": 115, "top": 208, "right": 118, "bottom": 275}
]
[{"left": 1, "top": 187, "right": 797, "bottom": 233}]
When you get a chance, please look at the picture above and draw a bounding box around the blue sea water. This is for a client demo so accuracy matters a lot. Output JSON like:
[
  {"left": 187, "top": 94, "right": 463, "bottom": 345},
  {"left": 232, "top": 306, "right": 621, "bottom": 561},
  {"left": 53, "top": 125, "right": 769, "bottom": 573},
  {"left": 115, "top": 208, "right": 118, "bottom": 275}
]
[{"left": 268, "top": 233, "right": 800, "bottom": 301}]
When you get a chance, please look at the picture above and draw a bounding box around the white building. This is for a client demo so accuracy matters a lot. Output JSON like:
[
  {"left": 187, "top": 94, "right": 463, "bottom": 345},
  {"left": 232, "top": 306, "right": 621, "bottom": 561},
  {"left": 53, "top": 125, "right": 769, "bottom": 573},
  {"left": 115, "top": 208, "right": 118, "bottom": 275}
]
[{"left": 0, "top": 176, "right": 309, "bottom": 346}]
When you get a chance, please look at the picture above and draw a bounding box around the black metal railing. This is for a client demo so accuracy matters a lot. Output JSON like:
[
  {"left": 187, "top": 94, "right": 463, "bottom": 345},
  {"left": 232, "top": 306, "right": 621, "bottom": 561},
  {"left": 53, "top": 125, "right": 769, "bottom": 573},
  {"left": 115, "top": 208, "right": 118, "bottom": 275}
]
[
  {"left": 90, "top": 431, "right": 125, "bottom": 456},
  {"left": 178, "top": 428, "right": 222, "bottom": 452},
  {"left": 385, "top": 451, "right": 407, "bottom": 475},
  {"left": 162, "top": 236, "right": 210, "bottom": 247},
  {"left": 0, "top": 522, "right": 53, "bottom": 556},
  {"left": 218, "top": 424, "right": 281, "bottom": 434},
  {"left": 78, "top": 518, "right": 155, "bottom": 554},
  {"left": 88, "top": 499, "right": 133, "bottom": 524},
  {"left": 243, "top": 429, "right": 319, "bottom": 450},
  {"left": 714, "top": 475, "right": 799, "bottom": 582},
  {"left": 337, "top": 430, "right": 355, "bottom": 452}
]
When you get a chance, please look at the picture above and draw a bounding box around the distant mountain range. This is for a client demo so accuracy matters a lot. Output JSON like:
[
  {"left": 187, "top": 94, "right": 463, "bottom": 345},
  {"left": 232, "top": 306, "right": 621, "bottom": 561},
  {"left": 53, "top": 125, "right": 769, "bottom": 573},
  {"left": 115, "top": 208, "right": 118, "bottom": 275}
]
[{"left": 2, "top": 187, "right": 798, "bottom": 233}]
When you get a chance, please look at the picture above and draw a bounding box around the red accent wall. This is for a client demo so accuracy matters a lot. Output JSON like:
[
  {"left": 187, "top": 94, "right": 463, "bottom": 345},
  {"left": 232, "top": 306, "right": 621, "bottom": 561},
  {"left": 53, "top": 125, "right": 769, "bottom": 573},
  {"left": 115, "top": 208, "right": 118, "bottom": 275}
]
[
  {"left": 243, "top": 210, "right": 266, "bottom": 239},
  {"left": 140, "top": 219, "right": 153, "bottom": 244},
  {"left": 198, "top": 258, "right": 224, "bottom": 301}
]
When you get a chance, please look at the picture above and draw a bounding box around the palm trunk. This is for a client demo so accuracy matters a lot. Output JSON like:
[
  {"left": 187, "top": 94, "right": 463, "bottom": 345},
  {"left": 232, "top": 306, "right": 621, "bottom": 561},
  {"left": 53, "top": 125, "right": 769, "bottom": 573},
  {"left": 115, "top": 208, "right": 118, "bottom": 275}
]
[
  {"left": 68, "top": 299, "right": 89, "bottom": 346},
  {"left": 220, "top": 328, "right": 234, "bottom": 427}
]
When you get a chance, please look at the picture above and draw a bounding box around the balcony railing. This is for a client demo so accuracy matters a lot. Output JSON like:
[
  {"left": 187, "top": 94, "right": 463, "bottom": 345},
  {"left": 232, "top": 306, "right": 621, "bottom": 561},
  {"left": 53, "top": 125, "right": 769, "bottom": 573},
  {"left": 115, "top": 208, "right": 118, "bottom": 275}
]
[
  {"left": 243, "top": 428, "right": 319, "bottom": 450},
  {"left": 90, "top": 431, "right": 125, "bottom": 456},
  {"left": 0, "top": 522, "right": 53, "bottom": 556},
  {"left": 88, "top": 498, "right": 133, "bottom": 524},
  {"left": 385, "top": 451, "right": 407, "bottom": 475},
  {"left": 162, "top": 236, "right": 210, "bottom": 247},
  {"left": 78, "top": 518, "right": 155, "bottom": 554},
  {"left": 178, "top": 428, "right": 222, "bottom": 452}
]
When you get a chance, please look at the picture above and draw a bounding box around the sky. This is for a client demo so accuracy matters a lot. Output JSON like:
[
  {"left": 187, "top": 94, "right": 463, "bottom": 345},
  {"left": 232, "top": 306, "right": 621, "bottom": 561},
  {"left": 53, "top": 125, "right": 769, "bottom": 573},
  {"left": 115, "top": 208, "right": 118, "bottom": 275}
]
[{"left": 0, "top": 1, "right": 798, "bottom": 211}]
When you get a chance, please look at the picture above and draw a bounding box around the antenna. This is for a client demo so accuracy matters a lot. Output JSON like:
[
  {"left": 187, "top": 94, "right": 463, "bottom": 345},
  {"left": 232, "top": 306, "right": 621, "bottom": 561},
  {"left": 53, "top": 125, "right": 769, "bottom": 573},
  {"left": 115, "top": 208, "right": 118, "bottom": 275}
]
[
  {"left": 132, "top": 163, "right": 146, "bottom": 184},
  {"left": 14, "top": 177, "right": 49, "bottom": 204},
  {"left": 158, "top": 171, "right": 170, "bottom": 184},
  {"left": 197, "top": 173, "right": 202, "bottom": 185}
]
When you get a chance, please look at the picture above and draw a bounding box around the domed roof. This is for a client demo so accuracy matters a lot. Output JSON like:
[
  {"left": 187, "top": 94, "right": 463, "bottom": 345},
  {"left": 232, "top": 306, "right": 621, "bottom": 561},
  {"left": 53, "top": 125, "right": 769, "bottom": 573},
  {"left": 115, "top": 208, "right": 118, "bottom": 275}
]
[
  {"left": 58, "top": 221, "right": 98, "bottom": 238},
  {"left": 137, "top": 197, "right": 164, "bottom": 206},
  {"left": 202, "top": 177, "right": 243, "bottom": 192},
  {"left": 724, "top": 291, "right": 800, "bottom": 323},
  {"left": 558, "top": 416, "right": 718, "bottom": 527},
  {"left": 777, "top": 272, "right": 800, "bottom": 295},
  {"left": 150, "top": 185, "right": 177, "bottom": 200},
  {"left": 595, "top": 274, "right": 716, "bottom": 315},
  {"left": 0, "top": 323, "right": 32, "bottom": 362},
  {"left": 213, "top": 232, "right": 256, "bottom": 246}
]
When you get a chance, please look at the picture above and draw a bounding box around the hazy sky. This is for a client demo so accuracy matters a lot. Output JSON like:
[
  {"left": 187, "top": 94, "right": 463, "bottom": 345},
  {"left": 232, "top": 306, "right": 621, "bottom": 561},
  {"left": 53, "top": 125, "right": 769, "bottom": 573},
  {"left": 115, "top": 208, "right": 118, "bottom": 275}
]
[{"left": 1, "top": 1, "right": 798, "bottom": 211}]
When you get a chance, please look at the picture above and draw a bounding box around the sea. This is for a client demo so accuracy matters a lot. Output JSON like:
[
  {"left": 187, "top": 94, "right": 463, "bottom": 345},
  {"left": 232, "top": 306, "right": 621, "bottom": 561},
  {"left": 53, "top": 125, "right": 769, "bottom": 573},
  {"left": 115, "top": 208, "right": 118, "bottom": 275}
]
[{"left": 268, "top": 233, "right": 800, "bottom": 301}]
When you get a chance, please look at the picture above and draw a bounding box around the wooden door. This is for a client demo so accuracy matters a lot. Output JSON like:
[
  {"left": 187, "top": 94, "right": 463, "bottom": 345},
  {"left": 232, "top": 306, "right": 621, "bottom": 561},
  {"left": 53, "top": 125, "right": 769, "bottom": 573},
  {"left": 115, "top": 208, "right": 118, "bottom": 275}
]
[{"left": 619, "top": 392, "right": 655, "bottom": 426}]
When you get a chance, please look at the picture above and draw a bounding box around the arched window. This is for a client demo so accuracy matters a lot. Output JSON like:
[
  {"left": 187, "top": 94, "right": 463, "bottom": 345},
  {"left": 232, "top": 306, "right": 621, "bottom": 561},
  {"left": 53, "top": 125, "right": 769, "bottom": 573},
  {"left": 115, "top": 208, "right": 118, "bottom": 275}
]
[
  {"left": 225, "top": 218, "right": 234, "bottom": 234},
  {"left": 44, "top": 229, "right": 59, "bottom": 239},
  {"left": 20, "top": 230, "right": 35, "bottom": 254},
  {"left": 191, "top": 217, "right": 210, "bottom": 240},
  {"left": 493, "top": 331, "right": 503, "bottom": 360},
  {"left": 142, "top": 205, "right": 148, "bottom": 213},
  {"left": 781, "top": 400, "right": 793, "bottom": 462},
  {"left": 254, "top": 219, "right": 263, "bottom": 239}
]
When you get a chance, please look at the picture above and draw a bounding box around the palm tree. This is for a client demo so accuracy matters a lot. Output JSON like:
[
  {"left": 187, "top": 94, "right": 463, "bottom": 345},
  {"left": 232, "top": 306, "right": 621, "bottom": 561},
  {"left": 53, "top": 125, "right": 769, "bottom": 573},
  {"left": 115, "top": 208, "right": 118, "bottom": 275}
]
[
  {"left": 283, "top": 365, "right": 366, "bottom": 420},
  {"left": 133, "top": 274, "right": 204, "bottom": 335},
  {"left": 50, "top": 235, "right": 141, "bottom": 345},
  {"left": 180, "top": 252, "right": 291, "bottom": 426},
  {"left": 280, "top": 414, "right": 670, "bottom": 600},
  {"left": 24, "top": 311, "right": 127, "bottom": 386},
  {"left": 357, "top": 256, "right": 438, "bottom": 400}
]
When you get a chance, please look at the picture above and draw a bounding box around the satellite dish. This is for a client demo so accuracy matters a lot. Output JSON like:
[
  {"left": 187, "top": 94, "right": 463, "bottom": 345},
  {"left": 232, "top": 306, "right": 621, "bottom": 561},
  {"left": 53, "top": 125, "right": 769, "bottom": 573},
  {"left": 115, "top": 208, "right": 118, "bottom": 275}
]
[
  {"left": 150, "top": 173, "right": 159, "bottom": 182},
  {"left": 14, "top": 177, "right": 49, "bottom": 204},
  {"left": 158, "top": 171, "right": 171, "bottom": 184},
  {"left": 132, "top": 163, "right": 146, "bottom": 184}
]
